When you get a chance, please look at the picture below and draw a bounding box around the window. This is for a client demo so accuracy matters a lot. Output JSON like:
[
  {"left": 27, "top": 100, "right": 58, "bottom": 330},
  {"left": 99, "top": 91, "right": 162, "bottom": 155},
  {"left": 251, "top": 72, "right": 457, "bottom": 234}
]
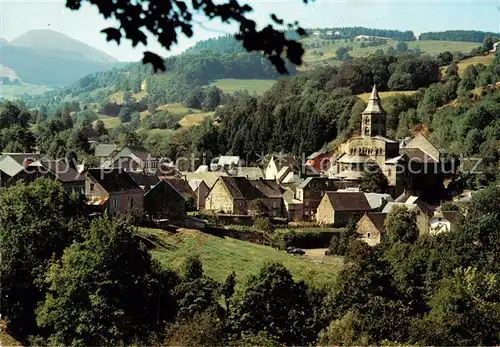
[
  {"left": 90, "top": 183, "right": 95, "bottom": 191},
  {"left": 113, "top": 198, "right": 117, "bottom": 208},
  {"left": 130, "top": 198, "right": 134, "bottom": 209},
  {"left": 387, "top": 168, "right": 392, "bottom": 176},
  {"left": 367, "top": 232, "right": 371, "bottom": 238}
]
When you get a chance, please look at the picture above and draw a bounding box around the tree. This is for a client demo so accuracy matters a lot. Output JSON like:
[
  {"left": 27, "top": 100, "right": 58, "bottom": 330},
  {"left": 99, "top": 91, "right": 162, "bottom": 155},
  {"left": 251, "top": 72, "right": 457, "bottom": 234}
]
[
  {"left": 482, "top": 36, "right": 494, "bottom": 52},
  {"left": 231, "top": 262, "right": 316, "bottom": 345},
  {"left": 396, "top": 41, "right": 408, "bottom": 53},
  {"left": 336, "top": 47, "right": 352, "bottom": 61},
  {"left": 36, "top": 217, "right": 175, "bottom": 346},
  {"left": 384, "top": 205, "right": 419, "bottom": 244},
  {"left": 445, "top": 61, "right": 459, "bottom": 78},
  {"left": 119, "top": 106, "right": 132, "bottom": 122},
  {"left": 359, "top": 166, "right": 389, "bottom": 193},
  {"left": 0, "top": 180, "right": 85, "bottom": 340},
  {"left": 67, "top": 0, "right": 307, "bottom": 73},
  {"left": 94, "top": 120, "right": 107, "bottom": 136}
]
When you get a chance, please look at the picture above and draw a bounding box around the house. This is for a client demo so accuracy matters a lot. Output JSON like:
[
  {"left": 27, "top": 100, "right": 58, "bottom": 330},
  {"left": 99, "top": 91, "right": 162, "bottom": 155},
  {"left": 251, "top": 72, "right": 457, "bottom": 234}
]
[
  {"left": 282, "top": 184, "right": 303, "bottom": 221},
  {"left": 163, "top": 178, "right": 194, "bottom": 198},
  {"left": 205, "top": 176, "right": 283, "bottom": 217},
  {"left": 356, "top": 212, "right": 387, "bottom": 246},
  {"left": 144, "top": 179, "right": 186, "bottom": 221},
  {"left": 125, "top": 171, "right": 160, "bottom": 191},
  {"left": 296, "top": 177, "right": 356, "bottom": 220},
  {"left": 382, "top": 197, "right": 430, "bottom": 234},
  {"left": 188, "top": 179, "right": 210, "bottom": 210},
  {"left": 104, "top": 146, "right": 158, "bottom": 174},
  {"left": 264, "top": 154, "right": 297, "bottom": 180},
  {"left": 429, "top": 210, "right": 460, "bottom": 235},
  {"left": 306, "top": 149, "right": 332, "bottom": 173},
  {"left": 85, "top": 168, "right": 144, "bottom": 217},
  {"left": 19, "top": 159, "right": 86, "bottom": 194},
  {"left": 0, "top": 153, "right": 39, "bottom": 187},
  {"left": 316, "top": 191, "right": 371, "bottom": 226}
]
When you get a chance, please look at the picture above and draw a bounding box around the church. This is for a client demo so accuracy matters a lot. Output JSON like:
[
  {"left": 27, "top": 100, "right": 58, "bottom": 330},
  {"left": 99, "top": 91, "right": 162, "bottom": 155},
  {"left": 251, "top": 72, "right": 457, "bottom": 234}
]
[{"left": 329, "top": 85, "right": 450, "bottom": 200}]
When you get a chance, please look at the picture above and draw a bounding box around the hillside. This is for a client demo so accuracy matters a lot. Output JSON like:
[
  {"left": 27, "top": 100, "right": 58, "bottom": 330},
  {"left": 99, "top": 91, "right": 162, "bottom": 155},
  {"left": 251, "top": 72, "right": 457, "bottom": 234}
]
[
  {"left": 140, "top": 227, "right": 341, "bottom": 288},
  {"left": 0, "top": 30, "right": 120, "bottom": 87}
]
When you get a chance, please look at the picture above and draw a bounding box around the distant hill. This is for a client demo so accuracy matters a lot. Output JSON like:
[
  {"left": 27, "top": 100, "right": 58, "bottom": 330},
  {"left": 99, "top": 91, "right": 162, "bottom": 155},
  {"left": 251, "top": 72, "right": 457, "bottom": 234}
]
[
  {"left": 0, "top": 29, "right": 120, "bottom": 86},
  {"left": 419, "top": 30, "right": 500, "bottom": 42}
]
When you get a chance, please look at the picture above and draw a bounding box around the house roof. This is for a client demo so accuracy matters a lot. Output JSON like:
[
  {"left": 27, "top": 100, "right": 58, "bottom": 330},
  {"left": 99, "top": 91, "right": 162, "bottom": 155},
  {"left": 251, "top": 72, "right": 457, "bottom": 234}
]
[
  {"left": 125, "top": 171, "right": 160, "bottom": 189},
  {"left": 188, "top": 179, "right": 204, "bottom": 192},
  {"left": 403, "top": 148, "right": 438, "bottom": 164},
  {"left": 231, "top": 166, "right": 264, "bottom": 180},
  {"left": 0, "top": 153, "right": 39, "bottom": 177},
  {"left": 364, "top": 193, "right": 393, "bottom": 209},
  {"left": 195, "top": 165, "right": 209, "bottom": 172},
  {"left": 441, "top": 211, "right": 460, "bottom": 224},
  {"left": 29, "top": 159, "right": 85, "bottom": 182},
  {"left": 219, "top": 176, "right": 282, "bottom": 200},
  {"left": 94, "top": 144, "right": 118, "bottom": 157},
  {"left": 333, "top": 170, "right": 363, "bottom": 181},
  {"left": 87, "top": 168, "right": 142, "bottom": 194},
  {"left": 382, "top": 202, "right": 418, "bottom": 214},
  {"left": 163, "top": 178, "right": 193, "bottom": 196},
  {"left": 124, "top": 146, "right": 151, "bottom": 161},
  {"left": 364, "top": 212, "right": 387, "bottom": 233},
  {"left": 182, "top": 171, "right": 228, "bottom": 188},
  {"left": 307, "top": 149, "right": 331, "bottom": 160},
  {"left": 324, "top": 191, "right": 371, "bottom": 211}
]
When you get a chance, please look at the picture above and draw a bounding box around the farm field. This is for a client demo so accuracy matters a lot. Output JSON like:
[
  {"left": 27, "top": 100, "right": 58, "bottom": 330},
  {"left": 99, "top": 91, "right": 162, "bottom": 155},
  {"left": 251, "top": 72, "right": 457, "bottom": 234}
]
[
  {"left": 178, "top": 111, "right": 214, "bottom": 127},
  {"left": 455, "top": 53, "right": 495, "bottom": 76},
  {"left": 210, "top": 78, "right": 276, "bottom": 95},
  {"left": 110, "top": 90, "right": 147, "bottom": 104},
  {"left": 140, "top": 227, "right": 342, "bottom": 289},
  {"left": 0, "top": 84, "right": 50, "bottom": 99}
]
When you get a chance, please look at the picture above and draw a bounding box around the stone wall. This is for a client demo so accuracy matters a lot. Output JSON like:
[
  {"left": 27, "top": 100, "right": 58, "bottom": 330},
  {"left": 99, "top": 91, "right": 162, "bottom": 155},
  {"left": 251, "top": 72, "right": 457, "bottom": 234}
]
[{"left": 205, "top": 179, "right": 235, "bottom": 213}]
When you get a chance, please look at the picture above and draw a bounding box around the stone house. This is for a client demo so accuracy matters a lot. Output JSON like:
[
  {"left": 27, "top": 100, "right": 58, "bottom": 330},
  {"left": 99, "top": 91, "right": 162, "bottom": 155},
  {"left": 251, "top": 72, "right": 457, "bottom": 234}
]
[
  {"left": 282, "top": 183, "right": 304, "bottom": 221},
  {"left": 306, "top": 149, "right": 332, "bottom": 173},
  {"left": 205, "top": 176, "right": 282, "bottom": 217},
  {"left": 125, "top": 171, "right": 160, "bottom": 191},
  {"left": 264, "top": 154, "right": 298, "bottom": 181},
  {"left": 94, "top": 144, "right": 118, "bottom": 160},
  {"left": 144, "top": 179, "right": 186, "bottom": 221},
  {"left": 85, "top": 168, "right": 144, "bottom": 217},
  {"left": 296, "top": 177, "right": 356, "bottom": 220},
  {"left": 356, "top": 212, "right": 387, "bottom": 246},
  {"left": 316, "top": 191, "right": 372, "bottom": 226}
]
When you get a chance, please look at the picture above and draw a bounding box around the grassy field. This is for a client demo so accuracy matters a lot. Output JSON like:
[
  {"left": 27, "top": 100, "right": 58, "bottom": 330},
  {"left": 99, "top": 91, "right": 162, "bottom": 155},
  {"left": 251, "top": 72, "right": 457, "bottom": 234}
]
[
  {"left": 139, "top": 227, "right": 342, "bottom": 289},
  {"left": 178, "top": 111, "right": 214, "bottom": 127},
  {"left": 110, "top": 90, "right": 147, "bottom": 104},
  {"left": 95, "top": 114, "right": 122, "bottom": 129},
  {"left": 357, "top": 90, "right": 417, "bottom": 101},
  {"left": 0, "top": 84, "right": 50, "bottom": 99},
  {"left": 300, "top": 38, "right": 480, "bottom": 69},
  {"left": 455, "top": 53, "right": 495, "bottom": 76},
  {"left": 211, "top": 79, "right": 276, "bottom": 95}
]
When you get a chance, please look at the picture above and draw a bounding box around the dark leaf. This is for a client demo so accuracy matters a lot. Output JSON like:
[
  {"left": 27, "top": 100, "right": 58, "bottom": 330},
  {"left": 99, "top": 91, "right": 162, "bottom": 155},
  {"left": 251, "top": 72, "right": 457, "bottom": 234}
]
[
  {"left": 143, "top": 51, "right": 166, "bottom": 73},
  {"left": 101, "top": 27, "right": 122, "bottom": 44},
  {"left": 270, "top": 14, "right": 284, "bottom": 25}
]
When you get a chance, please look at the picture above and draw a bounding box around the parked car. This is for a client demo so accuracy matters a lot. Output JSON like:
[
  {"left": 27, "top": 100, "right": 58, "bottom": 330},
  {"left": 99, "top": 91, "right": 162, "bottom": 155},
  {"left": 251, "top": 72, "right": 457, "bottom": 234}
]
[{"left": 287, "top": 246, "right": 305, "bottom": 255}]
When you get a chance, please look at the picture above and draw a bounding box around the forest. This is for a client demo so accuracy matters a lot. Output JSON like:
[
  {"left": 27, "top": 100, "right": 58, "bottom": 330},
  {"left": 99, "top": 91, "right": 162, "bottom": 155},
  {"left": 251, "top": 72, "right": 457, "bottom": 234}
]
[
  {"left": 309, "top": 26, "right": 416, "bottom": 41},
  {"left": 420, "top": 30, "right": 499, "bottom": 42}
]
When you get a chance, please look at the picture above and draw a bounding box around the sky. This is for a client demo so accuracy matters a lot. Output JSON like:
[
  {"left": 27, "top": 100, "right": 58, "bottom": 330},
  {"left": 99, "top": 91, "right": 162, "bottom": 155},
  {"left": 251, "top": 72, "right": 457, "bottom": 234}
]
[{"left": 1, "top": 0, "right": 499, "bottom": 62}]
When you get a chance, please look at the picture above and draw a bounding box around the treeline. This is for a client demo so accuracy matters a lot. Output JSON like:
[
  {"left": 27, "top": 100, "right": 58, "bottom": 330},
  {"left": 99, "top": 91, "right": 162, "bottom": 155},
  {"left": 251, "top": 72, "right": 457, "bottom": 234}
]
[
  {"left": 2, "top": 177, "right": 500, "bottom": 345},
  {"left": 420, "top": 30, "right": 499, "bottom": 42},
  {"left": 309, "top": 26, "right": 415, "bottom": 41},
  {"left": 184, "top": 34, "right": 246, "bottom": 54}
]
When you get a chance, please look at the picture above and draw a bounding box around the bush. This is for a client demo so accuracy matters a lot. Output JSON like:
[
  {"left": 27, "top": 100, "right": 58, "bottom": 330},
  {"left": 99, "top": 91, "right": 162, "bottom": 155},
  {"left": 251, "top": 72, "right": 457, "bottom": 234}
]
[{"left": 272, "top": 228, "right": 344, "bottom": 250}]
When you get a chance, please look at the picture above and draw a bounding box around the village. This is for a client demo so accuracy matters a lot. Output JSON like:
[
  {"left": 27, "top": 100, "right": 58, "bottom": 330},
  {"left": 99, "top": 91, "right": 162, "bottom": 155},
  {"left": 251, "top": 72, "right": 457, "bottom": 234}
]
[{"left": 0, "top": 86, "right": 467, "bottom": 247}]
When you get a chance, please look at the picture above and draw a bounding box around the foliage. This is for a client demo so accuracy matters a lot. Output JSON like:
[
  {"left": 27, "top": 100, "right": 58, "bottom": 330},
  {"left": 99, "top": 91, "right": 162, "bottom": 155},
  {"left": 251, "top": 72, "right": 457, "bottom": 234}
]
[
  {"left": 359, "top": 166, "right": 389, "bottom": 193},
  {"left": 0, "top": 180, "right": 85, "bottom": 340},
  {"left": 384, "top": 205, "right": 419, "bottom": 244},
  {"left": 419, "top": 30, "right": 499, "bottom": 43},
  {"left": 36, "top": 217, "right": 175, "bottom": 346}
]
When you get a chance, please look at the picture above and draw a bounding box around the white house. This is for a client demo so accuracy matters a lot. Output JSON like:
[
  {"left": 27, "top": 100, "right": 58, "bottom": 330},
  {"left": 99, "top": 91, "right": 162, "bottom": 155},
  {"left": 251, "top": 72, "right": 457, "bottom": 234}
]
[{"left": 429, "top": 211, "right": 459, "bottom": 235}]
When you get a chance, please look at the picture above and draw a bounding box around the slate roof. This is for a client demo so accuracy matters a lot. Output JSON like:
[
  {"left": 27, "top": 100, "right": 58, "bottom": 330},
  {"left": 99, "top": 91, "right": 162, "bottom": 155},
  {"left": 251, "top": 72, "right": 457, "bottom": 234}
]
[
  {"left": 364, "top": 193, "right": 393, "bottom": 209},
  {"left": 0, "top": 153, "right": 39, "bottom": 177},
  {"left": 324, "top": 191, "right": 371, "bottom": 211},
  {"left": 365, "top": 212, "right": 387, "bottom": 233},
  {"left": 442, "top": 211, "right": 460, "bottom": 224},
  {"left": 217, "top": 156, "right": 241, "bottom": 166},
  {"left": 125, "top": 171, "right": 160, "bottom": 189},
  {"left": 163, "top": 178, "right": 193, "bottom": 196},
  {"left": 403, "top": 148, "right": 438, "bottom": 164},
  {"left": 87, "top": 168, "right": 142, "bottom": 194},
  {"left": 125, "top": 146, "right": 151, "bottom": 161},
  {"left": 220, "top": 177, "right": 282, "bottom": 200},
  {"left": 231, "top": 167, "right": 264, "bottom": 180},
  {"left": 30, "top": 159, "right": 85, "bottom": 182},
  {"left": 362, "top": 85, "right": 385, "bottom": 115},
  {"left": 182, "top": 171, "right": 228, "bottom": 188}
]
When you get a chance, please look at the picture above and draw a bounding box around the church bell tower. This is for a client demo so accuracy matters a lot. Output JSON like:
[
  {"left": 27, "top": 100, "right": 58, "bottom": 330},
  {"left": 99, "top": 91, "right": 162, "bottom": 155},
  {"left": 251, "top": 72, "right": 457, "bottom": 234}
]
[{"left": 361, "top": 85, "right": 386, "bottom": 137}]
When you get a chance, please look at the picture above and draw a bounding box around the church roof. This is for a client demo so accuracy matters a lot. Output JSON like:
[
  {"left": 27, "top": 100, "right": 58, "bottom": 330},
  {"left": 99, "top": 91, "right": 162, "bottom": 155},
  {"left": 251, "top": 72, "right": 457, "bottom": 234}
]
[{"left": 362, "top": 85, "right": 385, "bottom": 115}]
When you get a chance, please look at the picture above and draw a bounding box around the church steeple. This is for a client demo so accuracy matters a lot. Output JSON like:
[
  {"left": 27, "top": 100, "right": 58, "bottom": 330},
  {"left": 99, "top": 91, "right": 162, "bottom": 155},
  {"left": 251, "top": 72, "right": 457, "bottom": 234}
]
[{"left": 361, "top": 85, "right": 386, "bottom": 137}]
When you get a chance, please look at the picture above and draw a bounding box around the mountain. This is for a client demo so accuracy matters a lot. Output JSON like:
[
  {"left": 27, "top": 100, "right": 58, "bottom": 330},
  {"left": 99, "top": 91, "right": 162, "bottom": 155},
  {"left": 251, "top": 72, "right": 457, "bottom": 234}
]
[{"left": 0, "top": 30, "right": 120, "bottom": 87}]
